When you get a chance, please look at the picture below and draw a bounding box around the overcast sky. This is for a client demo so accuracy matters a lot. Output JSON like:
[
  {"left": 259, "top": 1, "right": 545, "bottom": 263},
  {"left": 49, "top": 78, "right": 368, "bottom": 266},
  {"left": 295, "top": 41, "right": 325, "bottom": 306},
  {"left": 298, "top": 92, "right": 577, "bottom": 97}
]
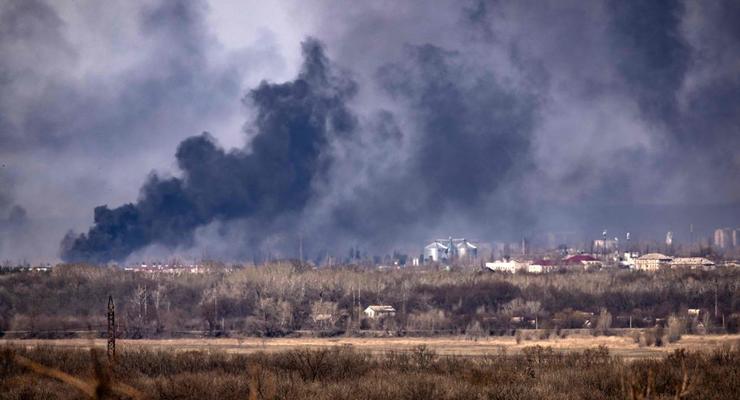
[{"left": 1, "top": 0, "right": 738, "bottom": 263}]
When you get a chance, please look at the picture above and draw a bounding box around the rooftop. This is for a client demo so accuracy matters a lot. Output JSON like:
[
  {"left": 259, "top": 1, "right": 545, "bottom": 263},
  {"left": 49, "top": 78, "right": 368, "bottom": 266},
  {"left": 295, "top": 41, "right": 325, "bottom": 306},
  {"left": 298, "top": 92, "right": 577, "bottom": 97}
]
[
  {"left": 671, "top": 257, "right": 715, "bottom": 265},
  {"left": 564, "top": 254, "right": 598, "bottom": 264},
  {"left": 365, "top": 305, "right": 396, "bottom": 312},
  {"left": 638, "top": 253, "right": 672, "bottom": 260},
  {"left": 425, "top": 242, "right": 449, "bottom": 250}
]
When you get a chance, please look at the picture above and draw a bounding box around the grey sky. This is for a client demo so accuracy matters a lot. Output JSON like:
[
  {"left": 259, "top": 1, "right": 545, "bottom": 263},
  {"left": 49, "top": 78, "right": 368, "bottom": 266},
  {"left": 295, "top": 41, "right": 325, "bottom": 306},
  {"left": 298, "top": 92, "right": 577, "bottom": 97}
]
[{"left": 1, "top": 0, "right": 738, "bottom": 263}]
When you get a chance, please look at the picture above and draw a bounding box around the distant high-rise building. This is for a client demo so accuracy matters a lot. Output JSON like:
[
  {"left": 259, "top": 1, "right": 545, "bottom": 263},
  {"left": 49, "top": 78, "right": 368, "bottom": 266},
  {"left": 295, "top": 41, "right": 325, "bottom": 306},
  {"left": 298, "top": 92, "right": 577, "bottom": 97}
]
[
  {"left": 713, "top": 228, "right": 736, "bottom": 249},
  {"left": 593, "top": 239, "right": 617, "bottom": 252}
]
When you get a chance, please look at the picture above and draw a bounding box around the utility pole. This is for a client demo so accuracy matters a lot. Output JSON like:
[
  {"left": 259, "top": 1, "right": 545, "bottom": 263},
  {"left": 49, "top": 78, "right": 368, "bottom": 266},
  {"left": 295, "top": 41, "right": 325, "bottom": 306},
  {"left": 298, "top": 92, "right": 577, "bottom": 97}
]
[
  {"left": 107, "top": 295, "right": 115, "bottom": 361},
  {"left": 357, "top": 282, "right": 361, "bottom": 330}
]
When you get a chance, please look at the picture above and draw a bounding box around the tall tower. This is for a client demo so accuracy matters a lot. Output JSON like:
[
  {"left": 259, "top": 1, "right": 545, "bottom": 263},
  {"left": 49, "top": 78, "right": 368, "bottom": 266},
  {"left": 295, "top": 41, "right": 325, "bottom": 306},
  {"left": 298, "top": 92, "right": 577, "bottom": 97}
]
[
  {"left": 602, "top": 230, "right": 607, "bottom": 257},
  {"left": 521, "top": 236, "right": 526, "bottom": 256}
]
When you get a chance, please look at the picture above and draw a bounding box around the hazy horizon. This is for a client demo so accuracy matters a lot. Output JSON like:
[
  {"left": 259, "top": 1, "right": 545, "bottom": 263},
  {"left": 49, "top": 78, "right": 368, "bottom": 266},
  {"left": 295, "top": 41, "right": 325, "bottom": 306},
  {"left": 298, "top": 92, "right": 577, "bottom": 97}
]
[{"left": 1, "top": 0, "right": 739, "bottom": 263}]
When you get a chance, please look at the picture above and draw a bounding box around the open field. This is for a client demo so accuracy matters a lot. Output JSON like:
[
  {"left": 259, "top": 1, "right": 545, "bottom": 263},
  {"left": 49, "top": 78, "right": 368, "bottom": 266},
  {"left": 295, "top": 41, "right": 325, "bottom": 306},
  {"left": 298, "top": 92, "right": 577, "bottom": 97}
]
[
  {"left": 4, "top": 334, "right": 739, "bottom": 360},
  {"left": 3, "top": 337, "right": 740, "bottom": 399}
]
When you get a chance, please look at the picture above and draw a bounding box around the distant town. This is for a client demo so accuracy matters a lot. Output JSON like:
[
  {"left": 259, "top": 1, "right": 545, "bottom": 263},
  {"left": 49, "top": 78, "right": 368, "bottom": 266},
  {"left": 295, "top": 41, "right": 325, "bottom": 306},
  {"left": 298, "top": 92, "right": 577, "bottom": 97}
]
[{"left": 3, "top": 226, "right": 738, "bottom": 274}]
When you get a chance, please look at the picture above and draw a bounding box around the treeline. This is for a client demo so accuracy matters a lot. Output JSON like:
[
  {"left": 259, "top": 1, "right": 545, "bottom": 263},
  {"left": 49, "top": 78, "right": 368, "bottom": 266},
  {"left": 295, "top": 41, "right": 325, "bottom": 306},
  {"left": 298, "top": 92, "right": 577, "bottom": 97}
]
[
  {"left": 2, "top": 344, "right": 739, "bottom": 399},
  {"left": 0, "top": 263, "right": 739, "bottom": 337}
]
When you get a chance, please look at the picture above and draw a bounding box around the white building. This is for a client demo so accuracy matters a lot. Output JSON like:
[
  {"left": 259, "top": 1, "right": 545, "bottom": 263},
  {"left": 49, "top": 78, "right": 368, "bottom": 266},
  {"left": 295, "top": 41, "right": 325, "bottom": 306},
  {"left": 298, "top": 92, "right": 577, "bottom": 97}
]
[
  {"left": 485, "top": 259, "right": 520, "bottom": 273},
  {"left": 671, "top": 257, "right": 715, "bottom": 270},
  {"left": 424, "top": 237, "right": 478, "bottom": 263},
  {"left": 456, "top": 240, "right": 478, "bottom": 258},
  {"left": 364, "top": 305, "right": 396, "bottom": 319},
  {"left": 424, "top": 241, "right": 449, "bottom": 262},
  {"left": 634, "top": 253, "right": 672, "bottom": 271},
  {"left": 528, "top": 259, "right": 557, "bottom": 273},
  {"left": 526, "top": 264, "right": 543, "bottom": 273},
  {"left": 620, "top": 252, "right": 640, "bottom": 268}
]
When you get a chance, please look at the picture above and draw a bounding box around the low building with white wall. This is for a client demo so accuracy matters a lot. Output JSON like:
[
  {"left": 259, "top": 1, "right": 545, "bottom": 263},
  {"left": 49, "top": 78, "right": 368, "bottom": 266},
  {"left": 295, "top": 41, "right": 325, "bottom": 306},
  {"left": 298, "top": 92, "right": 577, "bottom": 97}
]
[
  {"left": 485, "top": 259, "right": 521, "bottom": 273},
  {"left": 634, "top": 253, "right": 672, "bottom": 271},
  {"left": 670, "top": 257, "right": 715, "bottom": 269},
  {"left": 364, "top": 305, "right": 396, "bottom": 319}
]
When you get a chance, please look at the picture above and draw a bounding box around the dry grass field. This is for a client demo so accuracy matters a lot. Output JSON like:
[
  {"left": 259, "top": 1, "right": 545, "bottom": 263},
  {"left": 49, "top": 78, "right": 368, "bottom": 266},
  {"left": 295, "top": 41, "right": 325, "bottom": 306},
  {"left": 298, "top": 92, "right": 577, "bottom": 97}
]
[
  {"left": 3, "top": 334, "right": 739, "bottom": 360},
  {"left": 3, "top": 335, "right": 740, "bottom": 399}
]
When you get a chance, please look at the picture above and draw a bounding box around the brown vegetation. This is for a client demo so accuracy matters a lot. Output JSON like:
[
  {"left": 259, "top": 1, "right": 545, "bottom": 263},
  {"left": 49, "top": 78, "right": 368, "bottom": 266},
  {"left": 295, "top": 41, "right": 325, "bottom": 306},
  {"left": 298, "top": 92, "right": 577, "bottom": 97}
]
[
  {"left": 1, "top": 263, "right": 738, "bottom": 339},
  {"left": 1, "top": 343, "right": 739, "bottom": 399},
  {"left": 7, "top": 333, "right": 738, "bottom": 361}
]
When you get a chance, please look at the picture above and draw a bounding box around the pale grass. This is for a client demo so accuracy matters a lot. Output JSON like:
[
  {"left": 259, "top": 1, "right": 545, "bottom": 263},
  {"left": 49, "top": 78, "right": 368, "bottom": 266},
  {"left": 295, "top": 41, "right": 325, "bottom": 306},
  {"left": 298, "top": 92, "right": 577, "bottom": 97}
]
[{"left": 3, "top": 334, "right": 738, "bottom": 360}]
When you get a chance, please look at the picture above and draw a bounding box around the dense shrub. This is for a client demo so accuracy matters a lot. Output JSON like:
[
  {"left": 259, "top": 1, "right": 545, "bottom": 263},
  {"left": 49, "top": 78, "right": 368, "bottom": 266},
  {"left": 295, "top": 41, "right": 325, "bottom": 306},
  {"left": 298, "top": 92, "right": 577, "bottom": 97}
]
[
  {"left": 1, "top": 344, "right": 739, "bottom": 399},
  {"left": 0, "top": 264, "right": 738, "bottom": 337}
]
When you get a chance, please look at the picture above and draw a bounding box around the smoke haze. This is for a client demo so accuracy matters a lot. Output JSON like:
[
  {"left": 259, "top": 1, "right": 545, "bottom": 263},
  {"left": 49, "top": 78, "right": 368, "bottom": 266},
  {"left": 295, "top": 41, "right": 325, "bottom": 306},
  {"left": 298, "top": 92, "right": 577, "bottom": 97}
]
[{"left": 0, "top": 0, "right": 738, "bottom": 263}]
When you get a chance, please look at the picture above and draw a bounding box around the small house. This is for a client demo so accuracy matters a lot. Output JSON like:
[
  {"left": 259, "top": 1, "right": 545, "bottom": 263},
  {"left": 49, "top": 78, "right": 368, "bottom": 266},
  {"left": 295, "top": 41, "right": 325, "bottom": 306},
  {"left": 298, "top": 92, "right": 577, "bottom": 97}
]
[{"left": 364, "top": 305, "right": 396, "bottom": 319}]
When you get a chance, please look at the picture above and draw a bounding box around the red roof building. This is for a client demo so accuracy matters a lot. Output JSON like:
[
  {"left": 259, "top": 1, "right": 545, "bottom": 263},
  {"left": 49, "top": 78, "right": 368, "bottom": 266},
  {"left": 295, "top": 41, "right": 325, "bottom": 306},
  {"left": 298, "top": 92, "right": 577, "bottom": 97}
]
[{"left": 563, "top": 254, "right": 599, "bottom": 265}]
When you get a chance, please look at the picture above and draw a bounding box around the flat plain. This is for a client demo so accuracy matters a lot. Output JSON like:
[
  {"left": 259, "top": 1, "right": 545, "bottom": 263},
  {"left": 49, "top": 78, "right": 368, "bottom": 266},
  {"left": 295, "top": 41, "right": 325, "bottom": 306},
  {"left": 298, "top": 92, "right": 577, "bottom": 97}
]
[{"left": 3, "top": 334, "right": 738, "bottom": 360}]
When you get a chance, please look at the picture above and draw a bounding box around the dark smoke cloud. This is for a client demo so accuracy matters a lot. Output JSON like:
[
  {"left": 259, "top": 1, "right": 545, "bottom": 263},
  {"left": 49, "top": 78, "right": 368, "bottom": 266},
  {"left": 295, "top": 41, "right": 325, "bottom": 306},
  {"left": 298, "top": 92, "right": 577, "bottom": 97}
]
[
  {"left": 0, "top": 174, "right": 12, "bottom": 214},
  {"left": 378, "top": 44, "right": 535, "bottom": 206},
  {"left": 0, "top": 180, "right": 31, "bottom": 262},
  {"left": 0, "top": 0, "right": 72, "bottom": 151},
  {"left": 301, "top": 0, "right": 740, "bottom": 252},
  {"left": 319, "top": 43, "right": 537, "bottom": 250},
  {"left": 1, "top": 0, "right": 738, "bottom": 262},
  {"left": 62, "top": 39, "right": 356, "bottom": 263},
  {"left": 605, "top": 0, "right": 740, "bottom": 201},
  {"left": 0, "top": 168, "right": 32, "bottom": 261},
  {"left": 0, "top": 0, "right": 286, "bottom": 262},
  {"left": 607, "top": 0, "right": 689, "bottom": 122},
  {"left": 1, "top": 0, "right": 239, "bottom": 152},
  {"left": 0, "top": 172, "right": 24, "bottom": 228}
]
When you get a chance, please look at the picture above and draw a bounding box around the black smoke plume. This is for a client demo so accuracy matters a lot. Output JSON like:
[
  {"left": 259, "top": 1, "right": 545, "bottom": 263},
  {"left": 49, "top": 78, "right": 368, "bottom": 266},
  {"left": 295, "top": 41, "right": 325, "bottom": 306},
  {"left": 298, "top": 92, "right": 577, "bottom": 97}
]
[
  {"left": 45, "top": 1, "right": 740, "bottom": 263},
  {"left": 325, "top": 43, "right": 537, "bottom": 248},
  {"left": 61, "top": 39, "right": 356, "bottom": 263}
]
